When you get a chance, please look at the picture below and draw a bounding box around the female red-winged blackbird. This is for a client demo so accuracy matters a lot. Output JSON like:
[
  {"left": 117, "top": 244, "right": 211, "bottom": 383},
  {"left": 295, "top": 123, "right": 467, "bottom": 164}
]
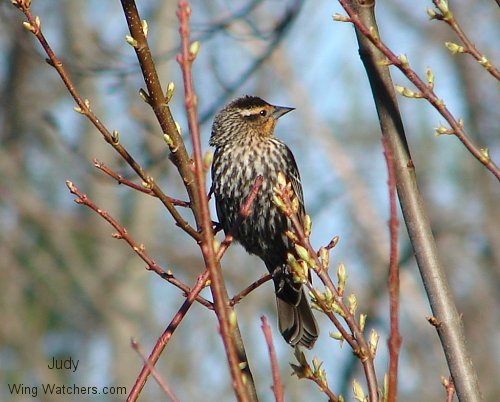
[{"left": 210, "top": 95, "right": 318, "bottom": 349}]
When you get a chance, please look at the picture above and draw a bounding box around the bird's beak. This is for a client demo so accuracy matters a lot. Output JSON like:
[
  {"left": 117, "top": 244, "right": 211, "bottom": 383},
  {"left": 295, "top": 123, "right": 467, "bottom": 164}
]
[{"left": 272, "top": 106, "right": 295, "bottom": 119}]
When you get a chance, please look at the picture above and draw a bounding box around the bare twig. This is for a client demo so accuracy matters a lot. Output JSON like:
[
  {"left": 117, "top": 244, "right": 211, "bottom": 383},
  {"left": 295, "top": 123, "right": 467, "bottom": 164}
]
[
  {"left": 176, "top": 2, "right": 256, "bottom": 401},
  {"left": 382, "top": 137, "right": 401, "bottom": 402},
  {"left": 336, "top": 0, "right": 499, "bottom": 180},
  {"left": 127, "top": 271, "right": 210, "bottom": 402},
  {"left": 13, "top": 0, "right": 200, "bottom": 240},
  {"left": 65, "top": 180, "right": 212, "bottom": 309},
  {"left": 429, "top": 0, "right": 500, "bottom": 80},
  {"left": 441, "top": 376, "right": 456, "bottom": 402},
  {"left": 93, "top": 159, "right": 190, "bottom": 207},
  {"left": 260, "top": 316, "right": 284, "bottom": 402},
  {"left": 291, "top": 348, "right": 339, "bottom": 402},
  {"left": 230, "top": 274, "right": 272, "bottom": 306},
  {"left": 338, "top": 1, "right": 483, "bottom": 401},
  {"left": 273, "top": 178, "right": 379, "bottom": 401},
  {"left": 131, "top": 339, "right": 180, "bottom": 402}
]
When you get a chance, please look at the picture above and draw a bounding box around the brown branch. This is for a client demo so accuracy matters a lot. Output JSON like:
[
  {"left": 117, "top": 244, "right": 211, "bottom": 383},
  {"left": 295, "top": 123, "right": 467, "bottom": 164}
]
[
  {"left": 230, "top": 274, "right": 272, "bottom": 306},
  {"left": 441, "top": 376, "right": 456, "bottom": 402},
  {"left": 93, "top": 159, "right": 190, "bottom": 207},
  {"left": 131, "top": 339, "right": 180, "bottom": 402},
  {"left": 176, "top": 2, "right": 256, "bottom": 401},
  {"left": 274, "top": 180, "right": 379, "bottom": 401},
  {"left": 12, "top": 0, "right": 200, "bottom": 241},
  {"left": 429, "top": 0, "right": 500, "bottom": 80},
  {"left": 127, "top": 270, "right": 210, "bottom": 402},
  {"left": 382, "top": 137, "right": 401, "bottom": 402},
  {"left": 65, "top": 180, "right": 212, "bottom": 309},
  {"left": 339, "top": 1, "right": 483, "bottom": 401},
  {"left": 336, "top": 0, "right": 499, "bottom": 180},
  {"left": 119, "top": 0, "right": 200, "bottom": 219},
  {"left": 260, "top": 316, "right": 284, "bottom": 402}
]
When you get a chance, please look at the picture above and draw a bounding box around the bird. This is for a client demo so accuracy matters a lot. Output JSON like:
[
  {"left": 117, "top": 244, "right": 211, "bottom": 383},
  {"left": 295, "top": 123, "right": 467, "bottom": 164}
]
[{"left": 209, "top": 95, "right": 319, "bottom": 349}]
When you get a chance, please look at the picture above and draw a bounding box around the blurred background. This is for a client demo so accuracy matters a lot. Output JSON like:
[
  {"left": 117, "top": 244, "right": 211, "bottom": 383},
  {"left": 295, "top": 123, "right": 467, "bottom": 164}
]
[{"left": 1, "top": 0, "right": 498, "bottom": 401}]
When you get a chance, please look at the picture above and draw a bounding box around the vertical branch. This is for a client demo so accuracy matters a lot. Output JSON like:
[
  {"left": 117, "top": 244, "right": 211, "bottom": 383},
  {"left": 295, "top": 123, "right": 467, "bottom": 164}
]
[
  {"left": 119, "top": 0, "right": 200, "bottom": 219},
  {"left": 382, "top": 137, "right": 401, "bottom": 402},
  {"left": 341, "top": 1, "right": 483, "bottom": 401},
  {"left": 127, "top": 271, "right": 210, "bottom": 402},
  {"left": 260, "top": 316, "right": 285, "bottom": 402},
  {"left": 176, "top": 2, "right": 256, "bottom": 401}
]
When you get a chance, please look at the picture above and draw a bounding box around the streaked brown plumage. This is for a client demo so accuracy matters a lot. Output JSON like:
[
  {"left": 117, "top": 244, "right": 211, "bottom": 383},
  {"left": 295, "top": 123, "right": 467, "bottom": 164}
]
[{"left": 210, "top": 95, "right": 318, "bottom": 348}]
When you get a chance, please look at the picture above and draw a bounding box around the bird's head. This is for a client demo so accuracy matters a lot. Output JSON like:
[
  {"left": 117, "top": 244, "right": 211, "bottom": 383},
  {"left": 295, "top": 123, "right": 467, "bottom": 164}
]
[{"left": 210, "top": 96, "right": 294, "bottom": 147}]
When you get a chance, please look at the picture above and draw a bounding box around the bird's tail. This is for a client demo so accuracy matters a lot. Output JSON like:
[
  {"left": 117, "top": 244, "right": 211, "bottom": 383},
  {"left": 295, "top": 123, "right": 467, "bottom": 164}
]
[{"left": 276, "top": 288, "right": 319, "bottom": 349}]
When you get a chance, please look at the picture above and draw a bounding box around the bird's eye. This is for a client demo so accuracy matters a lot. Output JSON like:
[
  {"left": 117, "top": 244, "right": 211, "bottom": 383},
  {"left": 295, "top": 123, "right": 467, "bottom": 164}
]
[{"left": 259, "top": 110, "right": 267, "bottom": 117}]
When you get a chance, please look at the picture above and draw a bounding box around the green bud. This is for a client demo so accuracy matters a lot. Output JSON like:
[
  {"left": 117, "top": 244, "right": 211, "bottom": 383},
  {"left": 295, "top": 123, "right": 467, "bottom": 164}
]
[
  {"left": 304, "top": 214, "right": 312, "bottom": 238},
  {"left": 189, "top": 41, "right": 201, "bottom": 57},
  {"left": 369, "top": 328, "right": 380, "bottom": 356},
  {"left": 348, "top": 293, "right": 357, "bottom": 315},
  {"left": 352, "top": 379, "right": 366, "bottom": 402},
  {"left": 295, "top": 244, "right": 310, "bottom": 263},
  {"left": 359, "top": 313, "right": 367, "bottom": 332},
  {"left": 337, "top": 263, "right": 347, "bottom": 296},
  {"left": 445, "top": 42, "right": 464, "bottom": 55},
  {"left": 125, "top": 35, "right": 138, "bottom": 48},
  {"left": 141, "top": 20, "right": 148, "bottom": 37}
]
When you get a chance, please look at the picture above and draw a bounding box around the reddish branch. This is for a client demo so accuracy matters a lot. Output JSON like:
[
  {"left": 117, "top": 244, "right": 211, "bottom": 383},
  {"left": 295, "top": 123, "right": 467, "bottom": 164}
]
[
  {"left": 338, "top": 2, "right": 483, "bottom": 401},
  {"left": 230, "top": 274, "right": 272, "bottom": 306},
  {"left": 65, "top": 180, "right": 212, "bottom": 309},
  {"left": 441, "top": 376, "right": 456, "bottom": 402},
  {"left": 382, "top": 138, "right": 401, "bottom": 402},
  {"left": 94, "top": 159, "right": 190, "bottom": 207},
  {"left": 260, "top": 316, "right": 284, "bottom": 402},
  {"left": 275, "top": 183, "right": 379, "bottom": 401},
  {"left": 176, "top": 2, "right": 256, "bottom": 401},
  {"left": 12, "top": 0, "right": 200, "bottom": 240},
  {"left": 131, "top": 339, "right": 180, "bottom": 402},
  {"left": 430, "top": 0, "right": 500, "bottom": 80},
  {"left": 337, "top": 0, "right": 499, "bottom": 180},
  {"left": 127, "top": 271, "right": 210, "bottom": 402}
]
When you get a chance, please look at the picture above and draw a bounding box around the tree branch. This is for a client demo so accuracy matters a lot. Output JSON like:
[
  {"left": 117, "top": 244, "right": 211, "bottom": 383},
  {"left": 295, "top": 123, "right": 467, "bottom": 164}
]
[
  {"left": 382, "top": 137, "right": 401, "bottom": 402},
  {"left": 336, "top": 0, "right": 499, "bottom": 180},
  {"left": 339, "top": 1, "right": 483, "bottom": 401},
  {"left": 65, "top": 180, "right": 212, "bottom": 309},
  {"left": 260, "top": 316, "right": 284, "bottom": 402},
  {"left": 127, "top": 270, "right": 210, "bottom": 402},
  {"left": 176, "top": 2, "right": 256, "bottom": 400}
]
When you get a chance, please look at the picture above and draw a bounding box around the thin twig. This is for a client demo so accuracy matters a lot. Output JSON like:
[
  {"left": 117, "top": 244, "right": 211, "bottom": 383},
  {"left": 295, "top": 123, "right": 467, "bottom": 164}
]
[
  {"left": 274, "top": 180, "right": 379, "bottom": 401},
  {"left": 176, "top": 2, "right": 256, "bottom": 401},
  {"left": 230, "top": 274, "right": 272, "bottom": 306},
  {"left": 430, "top": 0, "right": 500, "bottom": 80},
  {"left": 337, "top": 0, "right": 499, "bottom": 180},
  {"left": 127, "top": 271, "right": 210, "bottom": 402},
  {"left": 339, "top": 1, "right": 483, "bottom": 401},
  {"left": 131, "top": 339, "right": 181, "bottom": 402},
  {"left": 441, "top": 376, "right": 456, "bottom": 402},
  {"left": 382, "top": 137, "right": 401, "bottom": 402},
  {"left": 93, "top": 159, "right": 190, "bottom": 207},
  {"left": 13, "top": 0, "right": 200, "bottom": 240},
  {"left": 260, "top": 316, "right": 284, "bottom": 402},
  {"left": 65, "top": 180, "right": 212, "bottom": 309}
]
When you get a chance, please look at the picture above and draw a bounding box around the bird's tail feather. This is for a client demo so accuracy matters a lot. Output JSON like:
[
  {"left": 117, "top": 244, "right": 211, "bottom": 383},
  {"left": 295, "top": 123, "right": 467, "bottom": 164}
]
[{"left": 276, "top": 289, "right": 318, "bottom": 349}]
